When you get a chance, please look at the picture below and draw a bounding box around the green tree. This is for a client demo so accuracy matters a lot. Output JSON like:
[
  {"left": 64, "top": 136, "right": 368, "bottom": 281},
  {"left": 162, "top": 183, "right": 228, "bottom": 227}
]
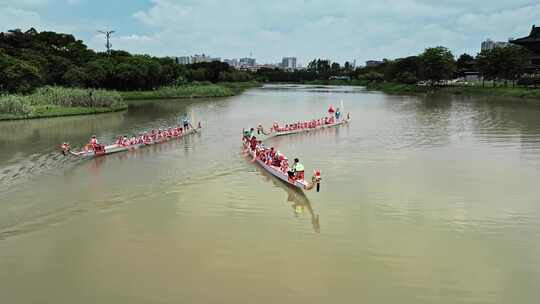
[
  {"left": 498, "top": 45, "right": 529, "bottom": 86},
  {"left": 0, "top": 52, "right": 42, "bottom": 93},
  {"left": 188, "top": 68, "right": 207, "bottom": 82},
  {"left": 83, "top": 59, "right": 110, "bottom": 88},
  {"left": 476, "top": 46, "right": 528, "bottom": 87},
  {"left": 420, "top": 47, "right": 456, "bottom": 84},
  {"left": 476, "top": 49, "right": 497, "bottom": 86},
  {"left": 456, "top": 54, "right": 474, "bottom": 71},
  {"left": 62, "top": 66, "right": 87, "bottom": 87},
  {"left": 307, "top": 59, "right": 331, "bottom": 78},
  {"left": 358, "top": 71, "right": 384, "bottom": 82}
]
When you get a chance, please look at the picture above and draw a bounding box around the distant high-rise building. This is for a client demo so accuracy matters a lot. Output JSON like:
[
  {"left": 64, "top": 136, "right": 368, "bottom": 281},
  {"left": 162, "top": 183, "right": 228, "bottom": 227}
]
[
  {"left": 239, "top": 57, "right": 256, "bottom": 68},
  {"left": 365, "top": 60, "right": 383, "bottom": 67},
  {"left": 192, "top": 54, "right": 213, "bottom": 63},
  {"left": 177, "top": 54, "right": 221, "bottom": 64},
  {"left": 176, "top": 56, "right": 191, "bottom": 65},
  {"left": 223, "top": 58, "right": 239, "bottom": 68},
  {"left": 281, "top": 57, "right": 297, "bottom": 70},
  {"left": 481, "top": 39, "right": 509, "bottom": 51}
]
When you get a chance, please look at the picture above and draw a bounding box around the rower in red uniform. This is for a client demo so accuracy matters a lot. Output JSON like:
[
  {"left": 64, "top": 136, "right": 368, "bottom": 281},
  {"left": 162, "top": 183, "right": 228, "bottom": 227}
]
[
  {"left": 272, "top": 122, "right": 279, "bottom": 132},
  {"left": 269, "top": 147, "right": 276, "bottom": 159},
  {"left": 89, "top": 135, "right": 98, "bottom": 149},
  {"left": 250, "top": 136, "right": 257, "bottom": 151}
]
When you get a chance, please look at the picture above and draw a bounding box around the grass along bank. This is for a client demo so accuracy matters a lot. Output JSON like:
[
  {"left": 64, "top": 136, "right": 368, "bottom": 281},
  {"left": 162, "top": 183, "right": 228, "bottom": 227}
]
[
  {"left": 0, "top": 87, "right": 127, "bottom": 121},
  {"left": 365, "top": 82, "right": 540, "bottom": 100},
  {"left": 120, "top": 82, "right": 260, "bottom": 101}
]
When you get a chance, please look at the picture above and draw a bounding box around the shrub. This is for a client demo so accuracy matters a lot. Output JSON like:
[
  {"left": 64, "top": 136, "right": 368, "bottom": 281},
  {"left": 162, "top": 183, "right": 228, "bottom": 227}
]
[
  {"left": 0, "top": 95, "right": 32, "bottom": 115},
  {"left": 27, "top": 87, "right": 124, "bottom": 108}
]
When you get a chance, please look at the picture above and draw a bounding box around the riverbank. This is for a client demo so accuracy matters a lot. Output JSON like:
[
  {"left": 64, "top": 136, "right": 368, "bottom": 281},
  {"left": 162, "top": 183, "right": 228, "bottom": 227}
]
[
  {"left": 120, "top": 82, "right": 260, "bottom": 101},
  {"left": 0, "top": 83, "right": 260, "bottom": 121},
  {"left": 302, "top": 79, "right": 367, "bottom": 86},
  {"left": 0, "top": 105, "right": 127, "bottom": 121},
  {"left": 0, "top": 87, "right": 127, "bottom": 121},
  {"left": 365, "top": 82, "right": 540, "bottom": 100}
]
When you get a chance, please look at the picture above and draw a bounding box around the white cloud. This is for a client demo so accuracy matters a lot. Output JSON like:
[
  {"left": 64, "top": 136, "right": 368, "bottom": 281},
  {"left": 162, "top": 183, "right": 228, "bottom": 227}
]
[
  {"left": 88, "top": 33, "right": 157, "bottom": 54},
  {"left": 0, "top": 7, "right": 42, "bottom": 31},
  {"left": 3, "top": 0, "right": 540, "bottom": 64},
  {"left": 0, "top": 0, "right": 49, "bottom": 8}
]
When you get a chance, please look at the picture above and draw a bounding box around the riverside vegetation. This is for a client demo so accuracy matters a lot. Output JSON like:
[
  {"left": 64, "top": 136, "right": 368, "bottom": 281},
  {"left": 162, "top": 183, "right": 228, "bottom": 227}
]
[
  {"left": 120, "top": 82, "right": 260, "bottom": 101},
  {"left": 0, "top": 29, "right": 257, "bottom": 120},
  {"left": 0, "top": 87, "right": 126, "bottom": 120},
  {"left": 364, "top": 82, "right": 540, "bottom": 100},
  {"left": 2, "top": 28, "right": 540, "bottom": 120}
]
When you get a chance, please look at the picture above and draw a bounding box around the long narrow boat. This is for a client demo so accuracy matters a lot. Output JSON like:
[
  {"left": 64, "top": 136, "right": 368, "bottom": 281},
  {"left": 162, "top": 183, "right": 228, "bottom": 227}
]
[
  {"left": 259, "top": 115, "right": 350, "bottom": 139},
  {"left": 243, "top": 140, "right": 321, "bottom": 192},
  {"left": 65, "top": 125, "right": 201, "bottom": 159}
]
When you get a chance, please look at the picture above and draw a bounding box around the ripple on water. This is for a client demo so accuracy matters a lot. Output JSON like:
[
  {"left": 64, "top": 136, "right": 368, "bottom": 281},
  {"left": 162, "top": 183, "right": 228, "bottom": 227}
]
[{"left": 0, "top": 151, "right": 82, "bottom": 191}]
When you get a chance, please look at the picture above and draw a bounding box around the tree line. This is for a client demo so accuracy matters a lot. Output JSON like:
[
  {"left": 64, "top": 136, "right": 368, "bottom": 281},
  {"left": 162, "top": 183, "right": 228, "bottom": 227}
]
[
  {"left": 2, "top": 28, "right": 536, "bottom": 94},
  {"left": 256, "top": 46, "right": 536, "bottom": 87},
  {"left": 0, "top": 28, "right": 252, "bottom": 94}
]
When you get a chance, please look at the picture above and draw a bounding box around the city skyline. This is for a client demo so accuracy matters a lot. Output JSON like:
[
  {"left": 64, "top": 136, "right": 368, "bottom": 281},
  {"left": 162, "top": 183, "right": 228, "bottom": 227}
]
[{"left": 2, "top": 0, "right": 540, "bottom": 65}]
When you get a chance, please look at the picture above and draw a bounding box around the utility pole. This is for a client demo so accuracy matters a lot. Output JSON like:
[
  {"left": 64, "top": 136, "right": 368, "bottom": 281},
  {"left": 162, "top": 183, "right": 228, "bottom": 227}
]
[{"left": 98, "top": 30, "right": 115, "bottom": 56}]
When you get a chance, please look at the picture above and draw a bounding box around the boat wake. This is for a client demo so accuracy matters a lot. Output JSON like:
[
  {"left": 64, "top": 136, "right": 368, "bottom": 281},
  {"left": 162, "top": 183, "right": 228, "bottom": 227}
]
[{"left": 0, "top": 151, "right": 82, "bottom": 191}]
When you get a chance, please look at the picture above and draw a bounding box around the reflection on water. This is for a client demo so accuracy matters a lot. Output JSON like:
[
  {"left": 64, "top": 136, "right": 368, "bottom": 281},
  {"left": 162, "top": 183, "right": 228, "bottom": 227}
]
[
  {"left": 1, "top": 85, "right": 540, "bottom": 303},
  {"left": 253, "top": 160, "right": 320, "bottom": 233}
]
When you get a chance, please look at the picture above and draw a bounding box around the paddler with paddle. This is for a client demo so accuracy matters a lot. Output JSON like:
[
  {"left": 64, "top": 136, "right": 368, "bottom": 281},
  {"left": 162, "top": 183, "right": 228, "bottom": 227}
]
[{"left": 83, "top": 135, "right": 99, "bottom": 152}]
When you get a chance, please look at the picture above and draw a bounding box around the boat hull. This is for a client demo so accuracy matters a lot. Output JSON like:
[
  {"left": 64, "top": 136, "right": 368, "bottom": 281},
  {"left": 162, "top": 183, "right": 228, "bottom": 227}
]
[
  {"left": 244, "top": 143, "right": 310, "bottom": 190},
  {"left": 265, "top": 118, "right": 349, "bottom": 139},
  {"left": 70, "top": 127, "right": 200, "bottom": 159}
]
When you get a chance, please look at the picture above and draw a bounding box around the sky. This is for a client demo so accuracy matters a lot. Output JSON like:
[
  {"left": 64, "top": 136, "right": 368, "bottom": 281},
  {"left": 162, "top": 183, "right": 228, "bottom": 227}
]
[{"left": 1, "top": 0, "right": 540, "bottom": 65}]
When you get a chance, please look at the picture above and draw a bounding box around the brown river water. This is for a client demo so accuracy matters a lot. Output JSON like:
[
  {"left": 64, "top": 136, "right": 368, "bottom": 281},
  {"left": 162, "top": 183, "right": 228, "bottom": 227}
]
[{"left": 1, "top": 85, "right": 540, "bottom": 303}]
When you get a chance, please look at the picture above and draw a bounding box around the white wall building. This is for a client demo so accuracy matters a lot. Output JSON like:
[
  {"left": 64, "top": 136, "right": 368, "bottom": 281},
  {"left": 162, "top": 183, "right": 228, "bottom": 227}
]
[
  {"left": 176, "top": 54, "right": 221, "bottom": 64},
  {"left": 223, "top": 58, "right": 239, "bottom": 68},
  {"left": 176, "top": 56, "right": 191, "bottom": 65},
  {"left": 281, "top": 57, "right": 297, "bottom": 70},
  {"left": 481, "top": 39, "right": 509, "bottom": 51},
  {"left": 239, "top": 57, "right": 256, "bottom": 68}
]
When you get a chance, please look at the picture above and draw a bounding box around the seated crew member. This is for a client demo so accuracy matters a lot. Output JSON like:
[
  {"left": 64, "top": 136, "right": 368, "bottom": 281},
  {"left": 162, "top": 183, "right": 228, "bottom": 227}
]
[
  {"left": 281, "top": 156, "right": 289, "bottom": 173},
  {"left": 250, "top": 136, "right": 258, "bottom": 151},
  {"left": 272, "top": 122, "right": 279, "bottom": 132},
  {"left": 272, "top": 152, "right": 281, "bottom": 167},
  {"left": 89, "top": 135, "right": 98, "bottom": 148}
]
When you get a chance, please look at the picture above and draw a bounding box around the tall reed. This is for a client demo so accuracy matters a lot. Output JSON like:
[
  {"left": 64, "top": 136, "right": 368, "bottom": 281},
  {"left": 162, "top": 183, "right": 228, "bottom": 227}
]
[
  {"left": 28, "top": 87, "right": 124, "bottom": 108},
  {"left": 0, "top": 95, "right": 32, "bottom": 115}
]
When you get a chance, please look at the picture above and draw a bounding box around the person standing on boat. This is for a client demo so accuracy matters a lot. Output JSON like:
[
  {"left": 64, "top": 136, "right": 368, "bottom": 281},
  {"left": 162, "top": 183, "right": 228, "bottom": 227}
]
[
  {"left": 335, "top": 107, "right": 341, "bottom": 120},
  {"left": 328, "top": 105, "right": 335, "bottom": 118},
  {"left": 292, "top": 158, "right": 305, "bottom": 180},
  {"left": 181, "top": 115, "right": 190, "bottom": 130}
]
